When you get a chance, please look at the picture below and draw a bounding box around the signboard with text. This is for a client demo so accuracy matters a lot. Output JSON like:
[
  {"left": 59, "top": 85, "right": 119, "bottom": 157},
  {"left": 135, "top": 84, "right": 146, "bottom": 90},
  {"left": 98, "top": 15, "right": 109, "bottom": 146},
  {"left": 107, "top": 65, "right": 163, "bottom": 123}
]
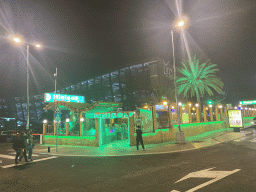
[
  {"left": 44, "top": 93, "right": 85, "bottom": 103},
  {"left": 228, "top": 110, "right": 243, "bottom": 128},
  {"left": 85, "top": 112, "right": 134, "bottom": 119},
  {"left": 239, "top": 100, "right": 256, "bottom": 105}
]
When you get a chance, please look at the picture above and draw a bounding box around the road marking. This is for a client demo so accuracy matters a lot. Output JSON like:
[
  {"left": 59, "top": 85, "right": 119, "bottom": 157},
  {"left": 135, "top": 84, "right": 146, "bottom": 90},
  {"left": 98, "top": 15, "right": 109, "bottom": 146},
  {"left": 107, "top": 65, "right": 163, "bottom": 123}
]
[
  {"left": 8, "top": 152, "right": 39, "bottom": 156},
  {"left": 122, "top": 162, "right": 188, "bottom": 179},
  {"left": 172, "top": 167, "right": 240, "bottom": 192},
  {"left": 1, "top": 156, "right": 58, "bottom": 168},
  {"left": 0, "top": 154, "right": 15, "bottom": 159}
]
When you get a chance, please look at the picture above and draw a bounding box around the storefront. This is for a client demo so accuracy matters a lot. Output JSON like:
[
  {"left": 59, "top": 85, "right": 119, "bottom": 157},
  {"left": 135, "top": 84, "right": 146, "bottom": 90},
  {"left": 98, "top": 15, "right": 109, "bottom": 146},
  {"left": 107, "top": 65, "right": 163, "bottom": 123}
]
[
  {"left": 43, "top": 101, "right": 135, "bottom": 147},
  {"left": 87, "top": 111, "right": 134, "bottom": 146}
]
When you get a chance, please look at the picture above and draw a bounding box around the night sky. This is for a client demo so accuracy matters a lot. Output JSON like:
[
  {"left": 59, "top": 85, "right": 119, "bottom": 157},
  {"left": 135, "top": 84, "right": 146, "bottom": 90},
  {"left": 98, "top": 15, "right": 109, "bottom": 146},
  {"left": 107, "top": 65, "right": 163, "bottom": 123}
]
[{"left": 0, "top": 0, "right": 255, "bottom": 105}]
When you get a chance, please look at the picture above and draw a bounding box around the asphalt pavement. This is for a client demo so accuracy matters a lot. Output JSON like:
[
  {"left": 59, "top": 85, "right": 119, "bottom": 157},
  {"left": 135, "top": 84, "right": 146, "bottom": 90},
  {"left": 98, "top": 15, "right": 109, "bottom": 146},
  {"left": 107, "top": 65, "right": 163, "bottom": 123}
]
[{"left": 1, "top": 127, "right": 256, "bottom": 192}]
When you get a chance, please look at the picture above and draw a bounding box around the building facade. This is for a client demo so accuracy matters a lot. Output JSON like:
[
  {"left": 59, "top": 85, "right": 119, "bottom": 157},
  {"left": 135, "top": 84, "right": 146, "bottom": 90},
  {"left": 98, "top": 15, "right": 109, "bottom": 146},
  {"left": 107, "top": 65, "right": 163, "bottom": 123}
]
[{"left": 1, "top": 58, "right": 172, "bottom": 128}]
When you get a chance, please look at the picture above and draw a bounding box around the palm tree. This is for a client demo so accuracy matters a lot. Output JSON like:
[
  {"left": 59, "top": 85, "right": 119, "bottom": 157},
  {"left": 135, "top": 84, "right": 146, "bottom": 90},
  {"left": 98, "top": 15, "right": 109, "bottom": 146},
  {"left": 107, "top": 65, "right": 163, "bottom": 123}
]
[{"left": 177, "top": 55, "right": 224, "bottom": 106}]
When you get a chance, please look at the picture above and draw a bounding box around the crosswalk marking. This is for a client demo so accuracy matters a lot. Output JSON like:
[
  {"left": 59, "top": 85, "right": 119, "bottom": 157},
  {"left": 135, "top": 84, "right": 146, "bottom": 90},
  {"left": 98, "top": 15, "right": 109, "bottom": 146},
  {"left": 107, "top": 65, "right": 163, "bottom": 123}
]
[
  {"left": 0, "top": 154, "right": 15, "bottom": 159},
  {"left": 8, "top": 152, "right": 39, "bottom": 156},
  {"left": 1, "top": 156, "right": 58, "bottom": 168}
]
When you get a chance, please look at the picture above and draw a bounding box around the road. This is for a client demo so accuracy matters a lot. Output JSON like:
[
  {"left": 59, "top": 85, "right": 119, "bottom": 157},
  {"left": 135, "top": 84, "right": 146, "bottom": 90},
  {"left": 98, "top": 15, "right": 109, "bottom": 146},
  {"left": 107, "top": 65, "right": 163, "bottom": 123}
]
[{"left": 1, "top": 127, "right": 256, "bottom": 192}]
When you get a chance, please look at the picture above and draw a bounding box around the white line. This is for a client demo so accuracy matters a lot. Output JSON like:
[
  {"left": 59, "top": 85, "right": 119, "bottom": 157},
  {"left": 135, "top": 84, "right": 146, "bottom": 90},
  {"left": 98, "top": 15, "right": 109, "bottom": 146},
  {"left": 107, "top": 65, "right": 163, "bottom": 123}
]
[
  {"left": 32, "top": 156, "right": 58, "bottom": 162},
  {"left": 8, "top": 152, "right": 39, "bottom": 156},
  {"left": 1, "top": 156, "right": 58, "bottom": 168},
  {"left": 0, "top": 154, "right": 15, "bottom": 159}
]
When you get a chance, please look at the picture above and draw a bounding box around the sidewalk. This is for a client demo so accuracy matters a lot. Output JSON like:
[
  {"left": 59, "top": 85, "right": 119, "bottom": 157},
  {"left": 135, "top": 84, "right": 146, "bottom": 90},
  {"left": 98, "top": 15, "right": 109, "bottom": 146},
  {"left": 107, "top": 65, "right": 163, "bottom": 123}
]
[{"left": 33, "top": 129, "right": 253, "bottom": 157}]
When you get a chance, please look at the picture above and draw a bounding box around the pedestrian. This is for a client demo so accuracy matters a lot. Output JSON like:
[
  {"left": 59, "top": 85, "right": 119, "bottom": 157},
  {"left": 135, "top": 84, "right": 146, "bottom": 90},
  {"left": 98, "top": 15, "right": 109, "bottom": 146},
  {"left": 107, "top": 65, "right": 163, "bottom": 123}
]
[
  {"left": 136, "top": 124, "right": 145, "bottom": 151},
  {"left": 13, "top": 133, "right": 29, "bottom": 164},
  {"left": 26, "top": 130, "right": 34, "bottom": 161}
]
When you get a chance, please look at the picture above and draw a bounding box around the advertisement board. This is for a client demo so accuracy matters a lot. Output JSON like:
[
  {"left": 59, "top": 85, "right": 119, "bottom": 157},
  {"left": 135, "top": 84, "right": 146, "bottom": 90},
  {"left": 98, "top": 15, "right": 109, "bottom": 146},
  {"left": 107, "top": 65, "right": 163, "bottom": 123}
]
[{"left": 228, "top": 110, "right": 243, "bottom": 128}]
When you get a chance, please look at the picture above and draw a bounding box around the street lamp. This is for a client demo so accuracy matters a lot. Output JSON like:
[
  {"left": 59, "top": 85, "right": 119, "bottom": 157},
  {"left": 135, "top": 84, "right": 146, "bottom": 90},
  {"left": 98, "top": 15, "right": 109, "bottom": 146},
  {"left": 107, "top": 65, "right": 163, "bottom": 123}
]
[
  {"left": 171, "top": 19, "right": 186, "bottom": 143},
  {"left": 13, "top": 37, "right": 41, "bottom": 131}
]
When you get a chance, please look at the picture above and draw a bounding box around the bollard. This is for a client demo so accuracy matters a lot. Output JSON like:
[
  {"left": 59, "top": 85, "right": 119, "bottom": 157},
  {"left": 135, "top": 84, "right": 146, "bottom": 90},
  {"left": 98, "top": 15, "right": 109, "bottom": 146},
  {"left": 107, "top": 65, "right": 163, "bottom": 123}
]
[{"left": 48, "top": 147, "right": 50, "bottom": 152}]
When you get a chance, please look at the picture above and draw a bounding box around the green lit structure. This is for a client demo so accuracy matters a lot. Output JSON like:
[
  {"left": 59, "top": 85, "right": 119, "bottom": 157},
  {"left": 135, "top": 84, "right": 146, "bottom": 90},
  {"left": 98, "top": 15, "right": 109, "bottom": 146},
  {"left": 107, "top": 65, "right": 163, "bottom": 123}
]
[{"left": 43, "top": 101, "right": 135, "bottom": 147}]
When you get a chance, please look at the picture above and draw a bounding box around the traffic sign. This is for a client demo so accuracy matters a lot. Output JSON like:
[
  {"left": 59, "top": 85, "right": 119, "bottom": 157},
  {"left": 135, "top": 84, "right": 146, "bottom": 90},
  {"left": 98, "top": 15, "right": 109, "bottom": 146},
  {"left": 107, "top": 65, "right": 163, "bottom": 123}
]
[
  {"left": 55, "top": 106, "right": 60, "bottom": 114},
  {"left": 55, "top": 113, "right": 61, "bottom": 122}
]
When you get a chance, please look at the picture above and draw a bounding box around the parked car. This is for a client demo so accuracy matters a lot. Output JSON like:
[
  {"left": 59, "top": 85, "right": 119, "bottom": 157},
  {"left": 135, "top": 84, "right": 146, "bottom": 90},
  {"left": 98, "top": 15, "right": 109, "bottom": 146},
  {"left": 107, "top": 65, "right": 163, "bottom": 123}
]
[{"left": 251, "top": 117, "right": 256, "bottom": 127}]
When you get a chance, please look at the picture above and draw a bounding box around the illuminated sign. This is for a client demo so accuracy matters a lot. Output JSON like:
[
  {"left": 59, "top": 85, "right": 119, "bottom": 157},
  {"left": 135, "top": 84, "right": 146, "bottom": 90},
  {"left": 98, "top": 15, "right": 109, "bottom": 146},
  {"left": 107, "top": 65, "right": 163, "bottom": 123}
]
[
  {"left": 239, "top": 100, "right": 256, "bottom": 105},
  {"left": 85, "top": 112, "right": 134, "bottom": 119},
  {"left": 155, "top": 105, "right": 168, "bottom": 110},
  {"left": 44, "top": 93, "right": 85, "bottom": 103},
  {"left": 228, "top": 110, "right": 243, "bottom": 128}
]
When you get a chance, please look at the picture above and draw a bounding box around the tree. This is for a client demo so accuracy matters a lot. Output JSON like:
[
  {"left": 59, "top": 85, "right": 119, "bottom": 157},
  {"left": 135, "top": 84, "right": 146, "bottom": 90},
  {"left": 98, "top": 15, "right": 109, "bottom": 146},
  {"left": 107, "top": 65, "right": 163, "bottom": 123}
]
[{"left": 177, "top": 55, "right": 224, "bottom": 105}]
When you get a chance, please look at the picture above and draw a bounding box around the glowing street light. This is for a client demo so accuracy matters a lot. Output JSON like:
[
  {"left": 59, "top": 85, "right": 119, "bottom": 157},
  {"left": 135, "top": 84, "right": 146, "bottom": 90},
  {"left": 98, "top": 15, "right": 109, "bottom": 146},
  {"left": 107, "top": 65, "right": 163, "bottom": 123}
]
[
  {"left": 178, "top": 21, "right": 184, "bottom": 27},
  {"left": 13, "top": 37, "right": 21, "bottom": 43},
  {"left": 13, "top": 37, "right": 41, "bottom": 131},
  {"left": 43, "top": 119, "right": 48, "bottom": 124},
  {"left": 171, "top": 16, "right": 190, "bottom": 143}
]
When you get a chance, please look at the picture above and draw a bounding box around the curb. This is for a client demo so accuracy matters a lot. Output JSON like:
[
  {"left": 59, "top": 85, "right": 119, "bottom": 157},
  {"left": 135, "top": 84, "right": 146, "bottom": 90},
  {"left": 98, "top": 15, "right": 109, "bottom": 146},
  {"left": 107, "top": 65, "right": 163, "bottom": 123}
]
[{"left": 34, "top": 131, "right": 253, "bottom": 157}]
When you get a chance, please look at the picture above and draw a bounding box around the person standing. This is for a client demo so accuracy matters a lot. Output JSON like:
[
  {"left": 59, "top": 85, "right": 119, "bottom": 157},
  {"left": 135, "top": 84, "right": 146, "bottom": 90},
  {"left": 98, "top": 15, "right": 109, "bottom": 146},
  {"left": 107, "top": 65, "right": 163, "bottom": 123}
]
[
  {"left": 136, "top": 124, "right": 145, "bottom": 151},
  {"left": 13, "top": 133, "right": 29, "bottom": 164},
  {"left": 27, "top": 130, "right": 34, "bottom": 161}
]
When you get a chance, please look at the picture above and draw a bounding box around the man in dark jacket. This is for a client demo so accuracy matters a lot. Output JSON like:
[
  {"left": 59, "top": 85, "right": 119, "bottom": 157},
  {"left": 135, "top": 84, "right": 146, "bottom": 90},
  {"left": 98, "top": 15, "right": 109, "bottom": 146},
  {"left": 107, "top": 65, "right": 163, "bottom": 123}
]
[
  {"left": 13, "top": 133, "right": 29, "bottom": 164},
  {"left": 136, "top": 125, "right": 145, "bottom": 150},
  {"left": 26, "top": 130, "right": 34, "bottom": 161}
]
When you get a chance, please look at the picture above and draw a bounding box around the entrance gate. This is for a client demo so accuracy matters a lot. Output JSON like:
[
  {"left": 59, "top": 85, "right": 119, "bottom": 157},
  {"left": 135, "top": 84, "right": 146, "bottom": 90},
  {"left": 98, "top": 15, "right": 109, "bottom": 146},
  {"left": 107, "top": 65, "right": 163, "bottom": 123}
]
[{"left": 95, "top": 112, "right": 134, "bottom": 147}]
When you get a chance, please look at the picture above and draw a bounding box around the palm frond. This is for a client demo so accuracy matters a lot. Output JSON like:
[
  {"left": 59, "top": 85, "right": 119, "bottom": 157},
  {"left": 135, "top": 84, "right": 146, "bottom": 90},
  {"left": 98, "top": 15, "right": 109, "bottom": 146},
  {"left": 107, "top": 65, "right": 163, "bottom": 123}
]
[{"left": 177, "top": 55, "right": 224, "bottom": 103}]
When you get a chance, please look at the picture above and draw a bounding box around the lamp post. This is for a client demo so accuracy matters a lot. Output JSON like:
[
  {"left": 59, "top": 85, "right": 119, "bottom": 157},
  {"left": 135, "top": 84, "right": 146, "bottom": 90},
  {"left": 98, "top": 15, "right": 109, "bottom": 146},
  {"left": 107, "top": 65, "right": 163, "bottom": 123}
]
[
  {"left": 26, "top": 44, "right": 29, "bottom": 131},
  {"left": 13, "top": 37, "right": 41, "bottom": 131},
  {"left": 171, "top": 20, "right": 186, "bottom": 144}
]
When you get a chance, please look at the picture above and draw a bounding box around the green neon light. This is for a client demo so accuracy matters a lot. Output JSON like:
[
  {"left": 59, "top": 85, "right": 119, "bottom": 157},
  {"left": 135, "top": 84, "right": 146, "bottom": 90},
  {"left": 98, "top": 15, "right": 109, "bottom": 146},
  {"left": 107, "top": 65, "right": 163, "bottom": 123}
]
[
  {"left": 140, "top": 132, "right": 157, "bottom": 136},
  {"left": 86, "top": 112, "right": 134, "bottom": 119},
  {"left": 44, "top": 135, "right": 95, "bottom": 140},
  {"left": 98, "top": 103, "right": 119, "bottom": 106},
  {"left": 185, "top": 128, "right": 227, "bottom": 142},
  {"left": 99, "top": 119, "right": 103, "bottom": 146},
  {"left": 44, "top": 93, "right": 85, "bottom": 103},
  {"left": 140, "top": 109, "right": 152, "bottom": 114},
  {"left": 41, "top": 144, "right": 96, "bottom": 148},
  {"left": 172, "top": 121, "right": 223, "bottom": 128},
  {"left": 243, "top": 117, "right": 254, "bottom": 119}
]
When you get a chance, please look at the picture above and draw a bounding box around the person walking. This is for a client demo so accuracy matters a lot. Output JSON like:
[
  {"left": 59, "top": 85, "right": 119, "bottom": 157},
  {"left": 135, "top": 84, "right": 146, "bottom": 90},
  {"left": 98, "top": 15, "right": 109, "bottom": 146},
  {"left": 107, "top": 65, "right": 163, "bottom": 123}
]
[
  {"left": 26, "top": 130, "right": 34, "bottom": 161},
  {"left": 136, "top": 124, "right": 145, "bottom": 151},
  {"left": 13, "top": 133, "right": 29, "bottom": 164}
]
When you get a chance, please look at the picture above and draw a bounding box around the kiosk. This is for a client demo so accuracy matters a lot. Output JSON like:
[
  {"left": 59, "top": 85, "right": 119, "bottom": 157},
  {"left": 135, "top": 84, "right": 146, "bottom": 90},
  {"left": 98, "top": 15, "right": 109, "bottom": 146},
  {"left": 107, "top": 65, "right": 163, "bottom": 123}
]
[{"left": 43, "top": 101, "right": 135, "bottom": 147}]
